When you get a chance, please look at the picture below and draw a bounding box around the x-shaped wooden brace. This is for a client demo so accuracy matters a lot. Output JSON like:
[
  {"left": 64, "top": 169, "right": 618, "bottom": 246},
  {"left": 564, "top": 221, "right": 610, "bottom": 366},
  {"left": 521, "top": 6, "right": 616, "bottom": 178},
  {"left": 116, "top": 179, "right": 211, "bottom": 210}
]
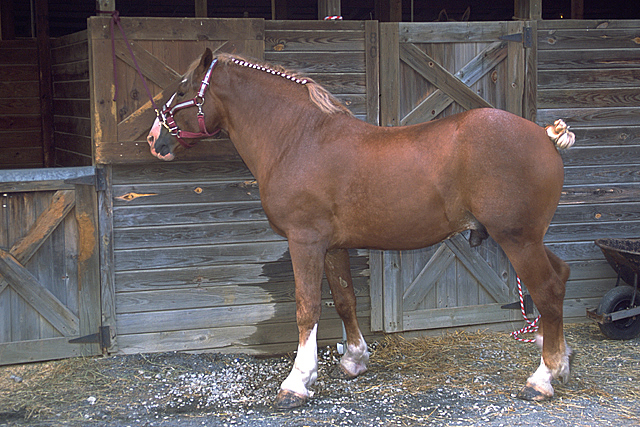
[{"left": 0, "top": 190, "right": 79, "bottom": 336}]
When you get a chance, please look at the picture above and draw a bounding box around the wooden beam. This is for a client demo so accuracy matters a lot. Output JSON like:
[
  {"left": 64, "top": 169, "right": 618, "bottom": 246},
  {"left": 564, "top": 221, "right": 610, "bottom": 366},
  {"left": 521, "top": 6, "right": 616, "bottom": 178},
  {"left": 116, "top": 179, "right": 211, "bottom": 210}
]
[
  {"left": 271, "top": 0, "right": 287, "bottom": 20},
  {"left": 571, "top": 0, "right": 584, "bottom": 20},
  {"left": 95, "top": 0, "right": 115, "bottom": 13},
  {"left": 195, "top": 0, "right": 207, "bottom": 18},
  {"left": 36, "top": 0, "right": 53, "bottom": 167},
  {"left": 376, "top": 0, "right": 402, "bottom": 22},
  {"left": 514, "top": 0, "right": 541, "bottom": 20}
]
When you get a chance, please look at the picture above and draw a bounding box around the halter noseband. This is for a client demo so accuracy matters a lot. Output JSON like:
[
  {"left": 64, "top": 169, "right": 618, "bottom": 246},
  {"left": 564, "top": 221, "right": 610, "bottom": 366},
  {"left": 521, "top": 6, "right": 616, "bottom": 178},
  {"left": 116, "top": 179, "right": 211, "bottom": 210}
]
[{"left": 157, "top": 58, "right": 221, "bottom": 148}]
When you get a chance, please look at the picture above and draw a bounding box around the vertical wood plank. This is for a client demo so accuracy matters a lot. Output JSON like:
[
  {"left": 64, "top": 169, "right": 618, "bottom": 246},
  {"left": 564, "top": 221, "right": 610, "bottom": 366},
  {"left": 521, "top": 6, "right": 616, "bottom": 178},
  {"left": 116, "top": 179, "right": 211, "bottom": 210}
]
[
  {"left": 382, "top": 251, "right": 403, "bottom": 332},
  {"left": 369, "top": 249, "right": 383, "bottom": 332},
  {"left": 506, "top": 21, "right": 524, "bottom": 117},
  {"left": 75, "top": 184, "right": 101, "bottom": 355},
  {"left": 98, "top": 166, "right": 117, "bottom": 351},
  {"left": 88, "top": 18, "right": 118, "bottom": 164},
  {"left": 379, "top": 22, "right": 399, "bottom": 127},
  {"left": 365, "top": 21, "right": 380, "bottom": 126},
  {"left": 523, "top": 20, "right": 538, "bottom": 122}
]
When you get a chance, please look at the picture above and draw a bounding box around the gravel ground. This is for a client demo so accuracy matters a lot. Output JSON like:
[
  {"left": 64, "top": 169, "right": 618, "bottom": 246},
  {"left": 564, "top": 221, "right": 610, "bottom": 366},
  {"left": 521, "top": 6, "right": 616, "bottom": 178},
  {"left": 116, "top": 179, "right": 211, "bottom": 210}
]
[{"left": 1, "top": 323, "right": 639, "bottom": 426}]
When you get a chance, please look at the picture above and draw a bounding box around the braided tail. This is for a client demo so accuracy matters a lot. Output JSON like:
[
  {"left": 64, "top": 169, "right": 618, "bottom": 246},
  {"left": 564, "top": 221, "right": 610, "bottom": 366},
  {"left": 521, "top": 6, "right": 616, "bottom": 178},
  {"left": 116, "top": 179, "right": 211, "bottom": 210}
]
[{"left": 546, "top": 119, "right": 576, "bottom": 150}]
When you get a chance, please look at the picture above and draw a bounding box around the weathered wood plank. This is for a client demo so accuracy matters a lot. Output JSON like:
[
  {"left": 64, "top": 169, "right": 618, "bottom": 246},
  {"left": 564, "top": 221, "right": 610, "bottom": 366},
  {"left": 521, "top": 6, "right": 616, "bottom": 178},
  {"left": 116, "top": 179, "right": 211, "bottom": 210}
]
[
  {"left": 115, "top": 255, "right": 369, "bottom": 292},
  {"left": 538, "top": 68, "right": 640, "bottom": 90},
  {"left": 538, "top": 28, "right": 640, "bottom": 50},
  {"left": 112, "top": 180, "right": 261, "bottom": 207},
  {"left": 545, "top": 220, "right": 640, "bottom": 244},
  {"left": 116, "top": 296, "right": 370, "bottom": 335},
  {"left": 552, "top": 202, "right": 640, "bottom": 224},
  {"left": 538, "top": 48, "right": 640, "bottom": 70},
  {"left": 114, "top": 221, "right": 283, "bottom": 250},
  {"left": 0, "top": 249, "right": 79, "bottom": 336},
  {"left": 560, "top": 146, "right": 640, "bottom": 168},
  {"left": 112, "top": 161, "right": 252, "bottom": 184},
  {"left": 114, "top": 40, "right": 181, "bottom": 88},
  {"left": 560, "top": 183, "right": 640, "bottom": 205},
  {"left": 398, "top": 21, "right": 510, "bottom": 44},
  {"left": 115, "top": 241, "right": 290, "bottom": 271},
  {"left": 538, "top": 88, "right": 640, "bottom": 109},
  {"left": 264, "top": 29, "right": 365, "bottom": 52},
  {"left": 264, "top": 51, "right": 365, "bottom": 73},
  {"left": 0, "top": 336, "right": 83, "bottom": 365},
  {"left": 88, "top": 17, "right": 265, "bottom": 42},
  {"left": 113, "top": 201, "right": 266, "bottom": 228},
  {"left": 404, "top": 303, "right": 516, "bottom": 331},
  {"left": 537, "top": 107, "right": 640, "bottom": 128},
  {"left": 538, "top": 20, "right": 640, "bottom": 31},
  {"left": 379, "top": 22, "right": 399, "bottom": 127},
  {"left": 562, "top": 126, "right": 640, "bottom": 147}
]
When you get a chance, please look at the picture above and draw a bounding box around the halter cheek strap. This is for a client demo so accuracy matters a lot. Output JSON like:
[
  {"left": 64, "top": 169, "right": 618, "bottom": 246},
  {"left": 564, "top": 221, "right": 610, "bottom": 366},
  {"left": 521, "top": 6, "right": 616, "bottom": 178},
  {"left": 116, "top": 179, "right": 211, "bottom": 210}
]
[{"left": 158, "top": 58, "right": 221, "bottom": 148}]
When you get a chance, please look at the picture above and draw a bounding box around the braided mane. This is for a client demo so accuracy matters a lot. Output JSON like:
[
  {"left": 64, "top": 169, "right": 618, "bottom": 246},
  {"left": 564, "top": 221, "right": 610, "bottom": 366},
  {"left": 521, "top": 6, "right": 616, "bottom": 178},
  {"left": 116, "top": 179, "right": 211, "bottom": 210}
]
[{"left": 184, "top": 53, "right": 353, "bottom": 117}]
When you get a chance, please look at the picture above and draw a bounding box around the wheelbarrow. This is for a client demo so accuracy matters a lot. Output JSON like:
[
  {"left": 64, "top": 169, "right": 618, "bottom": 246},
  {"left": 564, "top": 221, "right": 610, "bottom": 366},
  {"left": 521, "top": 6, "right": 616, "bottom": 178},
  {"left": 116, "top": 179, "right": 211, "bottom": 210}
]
[{"left": 586, "top": 238, "right": 640, "bottom": 340}]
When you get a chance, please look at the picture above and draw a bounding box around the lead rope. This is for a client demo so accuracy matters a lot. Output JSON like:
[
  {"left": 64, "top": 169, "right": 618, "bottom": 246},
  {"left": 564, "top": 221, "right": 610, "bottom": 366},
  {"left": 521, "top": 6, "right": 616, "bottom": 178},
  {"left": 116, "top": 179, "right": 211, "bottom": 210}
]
[{"left": 511, "top": 276, "right": 541, "bottom": 343}]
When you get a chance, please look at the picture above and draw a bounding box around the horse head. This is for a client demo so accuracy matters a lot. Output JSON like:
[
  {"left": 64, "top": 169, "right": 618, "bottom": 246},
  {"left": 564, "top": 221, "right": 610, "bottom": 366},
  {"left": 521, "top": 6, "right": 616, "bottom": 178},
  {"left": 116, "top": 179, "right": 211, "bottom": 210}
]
[{"left": 147, "top": 48, "right": 221, "bottom": 161}]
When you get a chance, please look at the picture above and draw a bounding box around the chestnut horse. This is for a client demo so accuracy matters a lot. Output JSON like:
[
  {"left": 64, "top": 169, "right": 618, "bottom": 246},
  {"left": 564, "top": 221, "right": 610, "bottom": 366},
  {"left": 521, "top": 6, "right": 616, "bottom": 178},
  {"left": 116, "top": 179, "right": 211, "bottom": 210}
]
[{"left": 147, "top": 48, "right": 576, "bottom": 409}]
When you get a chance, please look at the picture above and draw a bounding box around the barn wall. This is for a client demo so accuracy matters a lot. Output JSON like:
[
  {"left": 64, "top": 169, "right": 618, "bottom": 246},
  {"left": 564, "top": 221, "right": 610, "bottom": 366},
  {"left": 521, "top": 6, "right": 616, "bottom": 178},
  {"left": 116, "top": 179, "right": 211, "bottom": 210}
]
[
  {"left": 537, "top": 20, "right": 640, "bottom": 321},
  {"left": 0, "top": 39, "right": 43, "bottom": 169},
  {"left": 50, "top": 31, "right": 92, "bottom": 167},
  {"left": 108, "top": 19, "right": 377, "bottom": 355}
]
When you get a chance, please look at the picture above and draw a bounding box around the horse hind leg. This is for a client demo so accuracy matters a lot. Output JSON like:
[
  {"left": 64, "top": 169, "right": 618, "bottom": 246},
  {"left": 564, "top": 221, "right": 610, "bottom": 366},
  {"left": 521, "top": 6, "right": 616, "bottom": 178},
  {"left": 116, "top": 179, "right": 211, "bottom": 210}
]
[
  {"left": 324, "top": 249, "right": 369, "bottom": 379},
  {"left": 498, "top": 242, "right": 572, "bottom": 401}
]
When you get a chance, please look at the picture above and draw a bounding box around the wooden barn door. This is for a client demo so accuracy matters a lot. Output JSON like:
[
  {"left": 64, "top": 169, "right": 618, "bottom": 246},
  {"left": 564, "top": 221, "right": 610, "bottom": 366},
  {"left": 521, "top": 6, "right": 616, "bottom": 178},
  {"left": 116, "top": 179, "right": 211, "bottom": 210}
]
[
  {"left": 0, "top": 168, "right": 104, "bottom": 365},
  {"left": 371, "top": 21, "right": 537, "bottom": 333}
]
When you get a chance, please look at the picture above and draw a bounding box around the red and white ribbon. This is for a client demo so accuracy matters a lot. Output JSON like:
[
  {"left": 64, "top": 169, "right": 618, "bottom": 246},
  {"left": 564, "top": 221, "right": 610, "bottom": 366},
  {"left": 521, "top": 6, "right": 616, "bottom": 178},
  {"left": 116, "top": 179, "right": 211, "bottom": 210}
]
[{"left": 511, "top": 276, "right": 540, "bottom": 342}]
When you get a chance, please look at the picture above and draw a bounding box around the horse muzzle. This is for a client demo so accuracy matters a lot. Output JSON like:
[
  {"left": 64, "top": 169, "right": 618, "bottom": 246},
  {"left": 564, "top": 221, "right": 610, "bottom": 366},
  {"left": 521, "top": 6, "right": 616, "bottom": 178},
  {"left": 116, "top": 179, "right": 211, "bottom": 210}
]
[{"left": 147, "top": 117, "right": 176, "bottom": 161}]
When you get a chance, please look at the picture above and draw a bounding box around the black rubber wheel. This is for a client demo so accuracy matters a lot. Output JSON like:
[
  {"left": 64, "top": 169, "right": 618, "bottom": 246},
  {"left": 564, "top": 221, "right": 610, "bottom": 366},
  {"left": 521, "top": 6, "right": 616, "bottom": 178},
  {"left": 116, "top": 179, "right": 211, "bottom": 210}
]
[{"left": 596, "top": 286, "right": 640, "bottom": 340}]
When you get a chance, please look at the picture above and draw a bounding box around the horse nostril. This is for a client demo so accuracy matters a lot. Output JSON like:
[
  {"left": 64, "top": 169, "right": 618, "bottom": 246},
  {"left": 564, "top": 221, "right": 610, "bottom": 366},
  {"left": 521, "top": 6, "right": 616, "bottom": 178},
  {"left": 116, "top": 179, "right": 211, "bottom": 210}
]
[{"left": 147, "top": 135, "right": 155, "bottom": 146}]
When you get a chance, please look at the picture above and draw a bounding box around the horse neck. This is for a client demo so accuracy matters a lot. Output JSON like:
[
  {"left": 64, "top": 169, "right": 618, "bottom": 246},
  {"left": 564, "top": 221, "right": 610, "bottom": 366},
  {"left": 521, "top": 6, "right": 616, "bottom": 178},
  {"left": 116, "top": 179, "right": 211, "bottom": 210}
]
[{"left": 212, "top": 65, "right": 332, "bottom": 181}]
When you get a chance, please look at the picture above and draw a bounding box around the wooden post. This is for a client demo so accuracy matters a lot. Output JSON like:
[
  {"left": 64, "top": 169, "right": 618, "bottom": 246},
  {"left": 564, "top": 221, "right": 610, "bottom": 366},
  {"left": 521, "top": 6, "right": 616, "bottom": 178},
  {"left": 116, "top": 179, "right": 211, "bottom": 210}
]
[
  {"left": 376, "top": 0, "right": 402, "bottom": 22},
  {"left": 195, "top": 0, "right": 207, "bottom": 18},
  {"left": 95, "top": 0, "right": 115, "bottom": 13},
  {"left": 1, "top": 0, "right": 16, "bottom": 40},
  {"left": 318, "top": 0, "right": 341, "bottom": 19},
  {"left": 514, "top": 0, "right": 541, "bottom": 20},
  {"left": 35, "top": 0, "right": 54, "bottom": 167},
  {"left": 272, "top": 0, "right": 287, "bottom": 20},
  {"left": 571, "top": 0, "right": 584, "bottom": 19}
]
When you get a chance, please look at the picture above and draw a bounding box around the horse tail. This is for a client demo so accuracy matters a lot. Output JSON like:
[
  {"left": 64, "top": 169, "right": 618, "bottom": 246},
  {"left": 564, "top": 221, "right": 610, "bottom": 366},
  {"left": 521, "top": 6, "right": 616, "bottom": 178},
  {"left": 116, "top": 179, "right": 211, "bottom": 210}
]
[{"left": 545, "top": 119, "right": 575, "bottom": 150}]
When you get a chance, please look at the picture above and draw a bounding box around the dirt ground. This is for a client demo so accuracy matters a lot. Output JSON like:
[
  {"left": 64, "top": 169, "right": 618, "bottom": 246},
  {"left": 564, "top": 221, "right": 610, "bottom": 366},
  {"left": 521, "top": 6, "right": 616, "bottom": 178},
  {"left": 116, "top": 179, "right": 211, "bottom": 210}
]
[{"left": 1, "top": 323, "right": 639, "bottom": 427}]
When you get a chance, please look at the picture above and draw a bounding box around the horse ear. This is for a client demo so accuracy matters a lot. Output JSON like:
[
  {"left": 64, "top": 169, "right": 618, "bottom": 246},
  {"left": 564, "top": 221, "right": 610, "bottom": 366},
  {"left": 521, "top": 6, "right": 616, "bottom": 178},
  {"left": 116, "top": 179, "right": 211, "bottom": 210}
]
[{"left": 200, "top": 48, "right": 214, "bottom": 71}]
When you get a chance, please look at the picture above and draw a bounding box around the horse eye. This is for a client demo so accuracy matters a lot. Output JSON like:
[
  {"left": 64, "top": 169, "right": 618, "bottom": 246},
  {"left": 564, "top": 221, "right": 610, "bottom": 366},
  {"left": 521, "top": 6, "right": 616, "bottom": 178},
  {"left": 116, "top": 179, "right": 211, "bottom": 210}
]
[{"left": 177, "top": 92, "right": 185, "bottom": 97}]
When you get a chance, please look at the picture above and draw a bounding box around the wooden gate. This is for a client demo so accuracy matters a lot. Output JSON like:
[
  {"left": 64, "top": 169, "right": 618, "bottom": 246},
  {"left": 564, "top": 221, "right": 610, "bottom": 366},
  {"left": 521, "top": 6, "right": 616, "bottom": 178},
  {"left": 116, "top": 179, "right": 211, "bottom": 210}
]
[
  {"left": 371, "top": 21, "right": 537, "bottom": 333},
  {"left": 0, "top": 167, "right": 103, "bottom": 365}
]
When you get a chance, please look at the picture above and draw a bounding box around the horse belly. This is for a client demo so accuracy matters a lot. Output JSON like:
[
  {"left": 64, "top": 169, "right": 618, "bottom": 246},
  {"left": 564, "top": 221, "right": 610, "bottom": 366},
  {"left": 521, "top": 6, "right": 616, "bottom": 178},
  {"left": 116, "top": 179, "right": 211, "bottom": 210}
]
[{"left": 335, "top": 195, "right": 469, "bottom": 251}]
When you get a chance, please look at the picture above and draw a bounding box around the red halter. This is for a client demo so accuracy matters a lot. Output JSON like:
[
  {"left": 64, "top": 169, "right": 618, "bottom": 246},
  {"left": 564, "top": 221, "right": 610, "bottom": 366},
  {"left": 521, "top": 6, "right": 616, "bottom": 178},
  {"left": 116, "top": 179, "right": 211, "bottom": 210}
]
[{"left": 157, "top": 58, "right": 221, "bottom": 148}]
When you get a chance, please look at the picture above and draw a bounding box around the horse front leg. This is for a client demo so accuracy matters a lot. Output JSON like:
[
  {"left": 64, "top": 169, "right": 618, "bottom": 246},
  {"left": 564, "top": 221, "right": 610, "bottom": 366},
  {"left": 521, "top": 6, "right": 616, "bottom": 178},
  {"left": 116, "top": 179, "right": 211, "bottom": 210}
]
[
  {"left": 324, "top": 248, "right": 369, "bottom": 379},
  {"left": 275, "top": 240, "right": 325, "bottom": 410}
]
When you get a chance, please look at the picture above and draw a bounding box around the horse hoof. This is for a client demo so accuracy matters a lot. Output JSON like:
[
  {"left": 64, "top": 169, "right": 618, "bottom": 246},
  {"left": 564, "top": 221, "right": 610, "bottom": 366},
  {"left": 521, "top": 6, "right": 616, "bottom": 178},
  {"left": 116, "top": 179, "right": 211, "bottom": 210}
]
[
  {"left": 516, "top": 385, "right": 552, "bottom": 402},
  {"left": 329, "top": 365, "right": 358, "bottom": 380},
  {"left": 274, "top": 390, "right": 308, "bottom": 410}
]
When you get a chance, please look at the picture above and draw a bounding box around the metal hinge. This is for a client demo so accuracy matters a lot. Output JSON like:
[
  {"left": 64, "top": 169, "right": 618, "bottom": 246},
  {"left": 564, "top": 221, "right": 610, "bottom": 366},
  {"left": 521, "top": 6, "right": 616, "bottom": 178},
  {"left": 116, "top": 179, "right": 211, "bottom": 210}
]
[
  {"left": 499, "top": 27, "right": 533, "bottom": 48},
  {"left": 501, "top": 294, "right": 535, "bottom": 316},
  {"left": 69, "top": 326, "right": 112, "bottom": 353}
]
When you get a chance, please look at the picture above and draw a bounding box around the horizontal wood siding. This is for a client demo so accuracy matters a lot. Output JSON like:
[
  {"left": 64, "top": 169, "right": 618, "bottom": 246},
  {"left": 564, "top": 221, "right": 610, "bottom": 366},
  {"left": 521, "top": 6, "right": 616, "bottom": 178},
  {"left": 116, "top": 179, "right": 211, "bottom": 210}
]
[
  {"left": 538, "top": 20, "right": 640, "bottom": 320},
  {"left": 51, "top": 31, "right": 92, "bottom": 166},
  {"left": 111, "top": 162, "right": 371, "bottom": 354},
  {"left": 0, "top": 40, "right": 43, "bottom": 169}
]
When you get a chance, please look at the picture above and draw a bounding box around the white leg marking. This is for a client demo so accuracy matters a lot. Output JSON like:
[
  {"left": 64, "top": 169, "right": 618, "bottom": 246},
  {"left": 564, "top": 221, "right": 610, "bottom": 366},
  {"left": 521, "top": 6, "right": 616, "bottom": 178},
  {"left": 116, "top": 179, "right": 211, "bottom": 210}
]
[
  {"left": 527, "top": 357, "right": 555, "bottom": 397},
  {"left": 340, "top": 333, "right": 369, "bottom": 377},
  {"left": 280, "top": 324, "right": 318, "bottom": 398}
]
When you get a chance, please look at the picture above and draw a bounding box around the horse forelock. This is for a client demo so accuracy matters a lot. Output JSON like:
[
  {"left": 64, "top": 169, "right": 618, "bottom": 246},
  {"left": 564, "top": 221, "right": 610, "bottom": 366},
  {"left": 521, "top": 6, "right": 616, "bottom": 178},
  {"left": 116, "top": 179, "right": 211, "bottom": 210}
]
[{"left": 210, "top": 53, "right": 353, "bottom": 117}]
